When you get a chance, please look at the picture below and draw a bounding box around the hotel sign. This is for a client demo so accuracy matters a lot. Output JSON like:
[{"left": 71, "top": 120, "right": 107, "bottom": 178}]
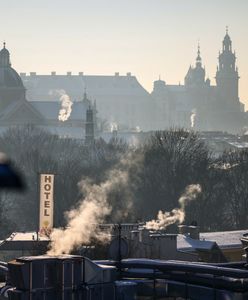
[{"left": 39, "top": 174, "right": 54, "bottom": 234}]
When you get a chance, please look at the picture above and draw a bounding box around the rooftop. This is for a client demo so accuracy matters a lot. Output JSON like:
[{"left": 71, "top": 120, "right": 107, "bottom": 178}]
[
  {"left": 21, "top": 73, "right": 150, "bottom": 102},
  {"left": 177, "top": 229, "right": 247, "bottom": 251}
]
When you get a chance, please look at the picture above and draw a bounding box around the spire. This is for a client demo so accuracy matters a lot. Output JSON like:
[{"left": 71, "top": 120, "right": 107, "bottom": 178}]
[
  {"left": 83, "top": 87, "right": 88, "bottom": 102},
  {"left": 196, "top": 42, "right": 202, "bottom": 68},
  {"left": 223, "top": 27, "right": 232, "bottom": 52},
  {"left": 82, "top": 88, "right": 93, "bottom": 111},
  {"left": 197, "top": 44, "right": 201, "bottom": 59},
  {"left": 85, "top": 106, "right": 95, "bottom": 146},
  {"left": 85, "top": 94, "right": 95, "bottom": 146}
]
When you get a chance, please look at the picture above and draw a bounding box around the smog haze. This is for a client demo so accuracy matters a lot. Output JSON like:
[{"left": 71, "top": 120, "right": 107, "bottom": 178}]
[{"left": 1, "top": 0, "right": 248, "bottom": 107}]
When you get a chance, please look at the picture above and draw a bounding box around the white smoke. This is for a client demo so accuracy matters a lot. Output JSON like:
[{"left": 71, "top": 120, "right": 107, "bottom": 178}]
[
  {"left": 47, "top": 153, "right": 200, "bottom": 254},
  {"left": 145, "top": 184, "right": 202, "bottom": 231},
  {"left": 47, "top": 168, "right": 129, "bottom": 255},
  {"left": 110, "top": 122, "right": 118, "bottom": 132},
  {"left": 190, "top": 109, "right": 197, "bottom": 128},
  {"left": 49, "top": 89, "right": 73, "bottom": 122}
]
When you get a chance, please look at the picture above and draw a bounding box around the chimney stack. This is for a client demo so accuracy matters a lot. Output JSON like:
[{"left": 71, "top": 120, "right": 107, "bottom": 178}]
[{"left": 178, "top": 225, "right": 200, "bottom": 240}]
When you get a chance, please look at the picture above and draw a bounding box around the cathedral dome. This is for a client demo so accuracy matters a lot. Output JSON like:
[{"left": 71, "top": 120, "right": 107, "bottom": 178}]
[
  {"left": 0, "top": 43, "right": 24, "bottom": 88},
  {"left": 0, "top": 67, "right": 24, "bottom": 88}
]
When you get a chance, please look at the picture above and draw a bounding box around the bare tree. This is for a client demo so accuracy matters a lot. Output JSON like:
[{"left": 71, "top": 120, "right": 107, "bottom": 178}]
[
  {"left": 131, "top": 129, "right": 210, "bottom": 222},
  {"left": 0, "top": 126, "right": 130, "bottom": 233},
  {"left": 216, "top": 150, "right": 248, "bottom": 229}
]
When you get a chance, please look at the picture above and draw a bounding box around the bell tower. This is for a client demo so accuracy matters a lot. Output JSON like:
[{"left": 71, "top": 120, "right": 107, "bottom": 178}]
[{"left": 215, "top": 28, "right": 240, "bottom": 111}]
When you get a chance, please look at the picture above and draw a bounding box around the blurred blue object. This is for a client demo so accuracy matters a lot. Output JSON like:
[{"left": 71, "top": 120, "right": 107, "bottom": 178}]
[{"left": 0, "top": 153, "right": 24, "bottom": 189}]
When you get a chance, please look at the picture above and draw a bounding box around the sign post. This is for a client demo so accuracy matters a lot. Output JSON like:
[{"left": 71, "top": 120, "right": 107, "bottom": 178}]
[{"left": 39, "top": 174, "right": 54, "bottom": 236}]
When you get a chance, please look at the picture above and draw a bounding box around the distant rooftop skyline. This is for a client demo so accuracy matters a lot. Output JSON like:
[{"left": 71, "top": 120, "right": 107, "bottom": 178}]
[{"left": 1, "top": 0, "right": 248, "bottom": 108}]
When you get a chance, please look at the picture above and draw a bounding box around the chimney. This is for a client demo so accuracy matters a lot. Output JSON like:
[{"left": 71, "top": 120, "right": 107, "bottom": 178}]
[
  {"left": 178, "top": 225, "right": 200, "bottom": 240},
  {"left": 178, "top": 225, "right": 188, "bottom": 235},
  {"left": 67, "top": 72, "right": 72, "bottom": 76},
  {"left": 188, "top": 226, "right": 199, "bottom": 239},
  {"left": 115, "top": 72, "right": 119, "bottom": 77},
  {"left": 139, "top": 228, "right": 150, "bottom": 243},
  {"left": 126, "top": 72, "right": 131, "bottom": 76},
  {"left": 51, "top": 71, "right": 56, "bottom": 76},
  {"left": 30, "top": 72, "right": 36, "bottom": 76},
  {"left": 79, "top": 72, "right": 84, "bottom": 76},
  {"left": 20, "top": 72, "right": 26, "bottom": 77},
  {"left": 155, "top": 234, "right": 178, "bottom": 259},
  {"left": 131, "top": 230, "right": 140, "bottom": 241}
]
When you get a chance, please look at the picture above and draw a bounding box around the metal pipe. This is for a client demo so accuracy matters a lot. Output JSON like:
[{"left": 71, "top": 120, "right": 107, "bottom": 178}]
[
  {"left": 120, "top": 259, "right": 248, "bottom": 278},
  {"left": 121, "top": 270, "right": 248, "bottom": 293}
]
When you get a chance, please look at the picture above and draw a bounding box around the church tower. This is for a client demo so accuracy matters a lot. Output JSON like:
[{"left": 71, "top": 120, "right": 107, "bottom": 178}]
[
  {"left": 83, "top": 91, "right": 96, "bottom": 145},
  {"left": 215, "top": 28, "right": 240, "bottom": 111},
  {"left": 85, "top": 105, "right": 94, "bottom": 146},
  {"left": 184, "top": 44, "right": 205, "bottom": 87}
]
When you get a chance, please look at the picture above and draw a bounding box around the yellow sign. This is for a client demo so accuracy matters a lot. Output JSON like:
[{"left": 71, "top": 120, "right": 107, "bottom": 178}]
[{"left": 39, "top": 174, "right": 54, "bottom": 234}]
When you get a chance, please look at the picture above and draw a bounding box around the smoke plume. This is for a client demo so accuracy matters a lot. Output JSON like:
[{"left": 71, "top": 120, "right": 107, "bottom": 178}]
[
  {"left": 145, "top": 184, "right": 202, "bottom": 230},
  {"left": 51, "top": 89, "right": 73, "bottom": 122},
  {"left": 190, "top": 109, "right": 197, "bottom": 128},
  {"left": 110, "top": 122, "right": 118, "bottom": 132},
  {"left": 47, "top": 168, "right": 129, "bottom": 255}
]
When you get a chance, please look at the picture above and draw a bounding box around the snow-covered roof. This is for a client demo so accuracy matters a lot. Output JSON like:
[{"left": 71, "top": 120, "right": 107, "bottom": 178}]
[
  {"left": 177, "top": 229, "right": 247, "bottom": 251},
  {"left": 6, "top": 232, "right": 50, "bottom": 242},
  {"left": 0, "top": 232, "right": 50, "bottom": 251},
  {"left": 200, "top": 230, "right": 246, "bottom": 249},
  {"left": 177, "top": 235, "right": 216, "bottom": 251}
]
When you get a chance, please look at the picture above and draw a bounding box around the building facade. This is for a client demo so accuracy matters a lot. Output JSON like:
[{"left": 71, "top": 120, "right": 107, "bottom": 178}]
[
  {"left": 151, "top": 30, "right": 246, "bottom": 133},
  {"left": 20, "top": 71, "right": 153, "bottom": 132},
  {"left": 0, "top": 30, "right": 246, "bottom": 135},
  {"left": 0, "top": 43, "right": 95, "bottom": 139}
]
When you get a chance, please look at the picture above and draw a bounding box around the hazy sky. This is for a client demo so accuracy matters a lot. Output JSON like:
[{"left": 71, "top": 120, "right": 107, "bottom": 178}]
[{"left": 1, "top": 0, "right": 248, "bottom": 107}]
